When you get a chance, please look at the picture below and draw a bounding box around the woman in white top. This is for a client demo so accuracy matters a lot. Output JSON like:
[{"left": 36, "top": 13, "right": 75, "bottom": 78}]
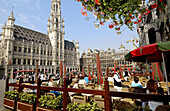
[{"left": 78, "top": 76, "right": 87, "bottom": 88}]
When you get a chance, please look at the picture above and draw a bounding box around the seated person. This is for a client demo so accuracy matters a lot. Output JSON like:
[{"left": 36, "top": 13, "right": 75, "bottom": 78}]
[
  {"left": 123, "top": 69, "right": 131, "bottom": 81},
  {"left": 84, "top": 74, "right": 89, "bottom": 84},
  {"left": 48, "top": 75, "right": 60, "bottom": 97},
  {"left": 147, "top": 79, "right": 163, "bottom": 111},
  {"left": 131, "top": 77, "right": 143, "bottom": 88},
  {"left": 78, "top": 76, "right": 87, "bottom": 88}
]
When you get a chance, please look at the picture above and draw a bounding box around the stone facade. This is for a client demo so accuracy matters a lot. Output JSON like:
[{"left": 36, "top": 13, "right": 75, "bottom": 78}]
[
  {"left": 80, "top": 44, "right": 134, "bottom": 73},
  {"left": 0, "top": 0, "right": 80, "bottom": 78}
]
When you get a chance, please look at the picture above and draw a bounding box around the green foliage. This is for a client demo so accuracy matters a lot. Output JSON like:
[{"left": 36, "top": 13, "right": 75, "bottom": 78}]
[
  {"left": 38, "top": 94, "right": 63, "bottom": 110},
  {"left": 4, "top": 90, "right": 18, "bottom": 100},
  {"left": 116, "top": 105, "right": 150, "bottom": 111},
  {"left": 67, "top": 102, "right": 102, "bottom": 111},
  {"left": 75, "top": 0, "right": 167, "bottom": 32},
  {"left": 19, "top": 92, "right": 37, "bottom": 104}
]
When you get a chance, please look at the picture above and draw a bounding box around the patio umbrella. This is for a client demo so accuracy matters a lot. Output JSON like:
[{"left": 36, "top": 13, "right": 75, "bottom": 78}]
[
  {"left": 82, "top": 67, "right": 85, "bottom": 77},
  {"left": 152, "top": 63, "right": 164, "bottom": 81},
  {"left": 96, "top": 53, "right": 103, "bottom": 84},
  {"left": 124, "top": 63, "right": 126, "bottom": 70},
  {"left": 60, "top": 61, "right": 63, "bottom": 86},
  {"left": 119, "top": 64, "right": 123, "bottom": 79},
  {"left": 92, "top": 67, "right": 94, "bottom": 78},
  {"left": 114, "top": 60, "right": 118, "bottom": 74},
  {"left": 64, "top": 64, "right": 66, "bottom": 79},
  {"left": 88, "top": 64, "right": 92, "bottom": 80},
  {"left": 125, "top": 41, "right": 170, "bottom": 95},
  {"left": 106, "top": 66, "right": 109, "bottom": 77}
]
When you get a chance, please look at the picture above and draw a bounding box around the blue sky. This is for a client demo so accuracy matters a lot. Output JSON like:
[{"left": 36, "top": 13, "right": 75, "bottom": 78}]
[{"left": 0, "top": 0, "right": 139, "bottom": 55}]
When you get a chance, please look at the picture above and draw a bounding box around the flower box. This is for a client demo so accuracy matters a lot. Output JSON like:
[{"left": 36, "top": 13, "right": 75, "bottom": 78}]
[
  {"left": 17, "top": 101, "right": 35, "bottom": 111},
  {"left": 36, "top": 106, "right": 61, "bottom": 111},
  {"left": 3, "top": 97, "right": 16, "bottom": 110}
]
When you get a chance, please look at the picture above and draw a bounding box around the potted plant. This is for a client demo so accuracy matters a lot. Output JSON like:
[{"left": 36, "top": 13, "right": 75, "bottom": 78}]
[
  {"left": 37, "top": 94, "right": 63, "bottom": 111},
  {"left": 17, "top": 92, "right": 37, "bottom": 111},
  {"left": 67, "top": 102, "right": 102, "bottom": 111},
  {"left": 4, "top": 90, "right": 18, "bottom": 110}
]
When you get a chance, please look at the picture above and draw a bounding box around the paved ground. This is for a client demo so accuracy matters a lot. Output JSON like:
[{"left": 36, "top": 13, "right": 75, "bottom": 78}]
[
  {"left": 0, "top": 80, "right": 13, "bottom": 111},
  {"left": 0, "top": 80, "right": 6, "bottom": 110}
]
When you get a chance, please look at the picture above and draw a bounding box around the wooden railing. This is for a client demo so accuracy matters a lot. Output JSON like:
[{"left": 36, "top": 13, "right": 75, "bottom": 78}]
[{"left": 5, "top": 77, "right": 170, "bottom": 111}]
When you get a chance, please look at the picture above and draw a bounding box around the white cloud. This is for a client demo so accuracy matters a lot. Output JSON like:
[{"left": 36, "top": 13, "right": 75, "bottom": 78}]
[
  {"left": 30, "top": 0, "right": 42, "bottom": 11},
  {"left": 0, "top": 8, "right": 9, "bottom": 15},
  {"left": 31, "top": 16, "right": 46, "bottom": 24},
  {"left": 17, "top": 13, "right": 40, "bottom": 31}
]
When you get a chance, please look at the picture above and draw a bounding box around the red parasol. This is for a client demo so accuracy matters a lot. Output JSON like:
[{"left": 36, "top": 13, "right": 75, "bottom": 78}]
[
  {"left": 106, "top": 66, "right": 109, "bottom": 77},
  {"left": 114, "top": 60, "right": 118, "bottom": 74},
  {"left": 88, "top": 64, "right": 92, "bottom": 80},
  {"left": 64, "top": 64, "right": 66, "bottom": 79},
  {"left": 92, "top": 67, "right": 94, "bottom": 78},
  {"left": 96, "top": 53, "right": 103, "bottom": 84},
  {"left": 82, "top": 67, "right": 85, "bottom": 77},
  {"left": 152, "top": 63, "right": 164, "bottom": 81},
  {"left": 119, "top": 64, "right": 123, "bottom": 79}
]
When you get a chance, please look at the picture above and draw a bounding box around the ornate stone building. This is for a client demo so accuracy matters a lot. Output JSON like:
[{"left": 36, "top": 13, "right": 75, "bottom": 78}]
[
  {"left": 0, "top": 0, "right": 80, "bottom": 78},
  {"left": 80, "top": 44, "right": 134, "bottom": 73},
  {"left": 138, "top": 0, "right": 170, "bottom": 47}
]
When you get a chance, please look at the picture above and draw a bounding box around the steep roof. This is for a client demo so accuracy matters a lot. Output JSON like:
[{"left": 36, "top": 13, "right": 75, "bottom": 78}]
[
  {"left": 64, "top": 40, "right": 75, "bottom": 50},
  {"left": 13, "top": 25, "right": 51, "bottom": 45}
]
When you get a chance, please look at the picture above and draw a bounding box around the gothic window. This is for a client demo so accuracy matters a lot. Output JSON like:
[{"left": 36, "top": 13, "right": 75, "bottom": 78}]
[
  {"left": 47, "top": 61, "right": 49, "bottom": 65},
  {"left": 14, "top": 46, "right": 17, "bottom": 52},
  {"left": 33, "top": 49, "right": 35, "bottom": 54},
  {"left": 13, "top": 59, "right": 16, "bottom": 64},
  {"left": 23, "top": 59, "right": 26, "bottom": 65},
  {"left": 32, "top": 60, "right": 35, "bottom": 65},
  {"left": 40, "top": 60, "right": 42, "bottom": 65},
  {"left": 18, "top": 59, "right": 21, "bottom": 65},
  {"left": 24, "top": 48, "right": 27, "bottom": 53},
  {"left": 19, "top": 47, "right": 22, "bottom": 52},
  {"left": 28, "top": 60, "right": 30, "bottom": 65},
  {"left": 41, "top": 50, "right": 43, "bottom": 55},
  {"left": 28, "top": 48, "right": 31, "bottom": 53},
  {"left": 44, "top": 60, "right": 46, "bottom": 65}
]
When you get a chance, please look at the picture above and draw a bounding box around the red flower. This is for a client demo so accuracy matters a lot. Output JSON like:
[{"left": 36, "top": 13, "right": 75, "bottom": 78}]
[
  {"left": 159, "top": 0, "right": 163, "bottom": 2},
  {"left": 77, "top": 0, "right": 80, "bottom": 2},
  {"left": 134, "top": 22, "right": 138, "bottom": 24},
  {"left": 151, "top": 3, "right": 158, "bottom": 9},
  {"left": 159, "top": 8, "right": 162, "bottom": 11},
  {"left": 81, "top": 9, "right": 88, "bottom": 16},
  {"left": 95, "top": 0, "right": 101, "bottom": 5},
  {"left": 116, "top": 27, "right": 120, "bottom": 31},
  {"left": 109, "top": 8, "right": 112, "bottom": 11},
  {"left": 100, "top": 21, "right": 104, "bottom": 25},
  {"left": 100, "top": 11, "right": 104, "bottom": 15},
  {"left": 109, "top": 24, "right": 114, "bottom": 29},
  {"left": 129, "top": 13, "right": 132, "bottom": 17},
  {"left": 139, "top": 15, "right": 142, "bottom": 19},
  {"left": 138, "top": 19, "right": 142, "bottom": 23},
  {"left": 114, "top": 21, "right": 118, "bottom": 26},
  {"left": 83, "top": 6, "right": 86, "bottom": 10},
  {"left": 128, "top": 20, "right": 131, "bottom": 23},
  {"left": 131, "top": 16, "right": 135, "bottom": 20}
]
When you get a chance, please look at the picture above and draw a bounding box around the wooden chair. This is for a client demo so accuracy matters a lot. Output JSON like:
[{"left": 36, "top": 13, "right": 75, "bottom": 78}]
[
  {"left": 72, "top": 95, "right": 85, "bottom": 104},
  {"left": 155, "top": 105, "right": 170, "bottom": 111},
  {"left": 93, "top": 95, "right": 105, "bottom": 109}
]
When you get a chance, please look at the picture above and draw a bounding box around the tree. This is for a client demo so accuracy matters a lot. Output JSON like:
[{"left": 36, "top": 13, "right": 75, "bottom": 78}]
[{"left": 76, "top": 0, "right": 167, "bottom": 33}]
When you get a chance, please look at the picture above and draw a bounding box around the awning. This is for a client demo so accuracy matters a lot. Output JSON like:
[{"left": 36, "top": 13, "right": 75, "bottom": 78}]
[{"left": 125, "top": 41, "right": 170, "bottom": 62}]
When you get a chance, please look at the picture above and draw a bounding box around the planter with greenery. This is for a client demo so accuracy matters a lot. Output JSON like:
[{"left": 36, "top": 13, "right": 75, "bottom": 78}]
[
  {"left": 4, "top": 90, "right": 18, "bottom": 110},
  {"left": 17, "top": 92, "right": 37, "bottom": 111},
  {"left": 67, "top": 102, "right": 102, "bottom": 111},
  {"left": 37, "top": 94, "right": 63, "bottom": 111}
]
